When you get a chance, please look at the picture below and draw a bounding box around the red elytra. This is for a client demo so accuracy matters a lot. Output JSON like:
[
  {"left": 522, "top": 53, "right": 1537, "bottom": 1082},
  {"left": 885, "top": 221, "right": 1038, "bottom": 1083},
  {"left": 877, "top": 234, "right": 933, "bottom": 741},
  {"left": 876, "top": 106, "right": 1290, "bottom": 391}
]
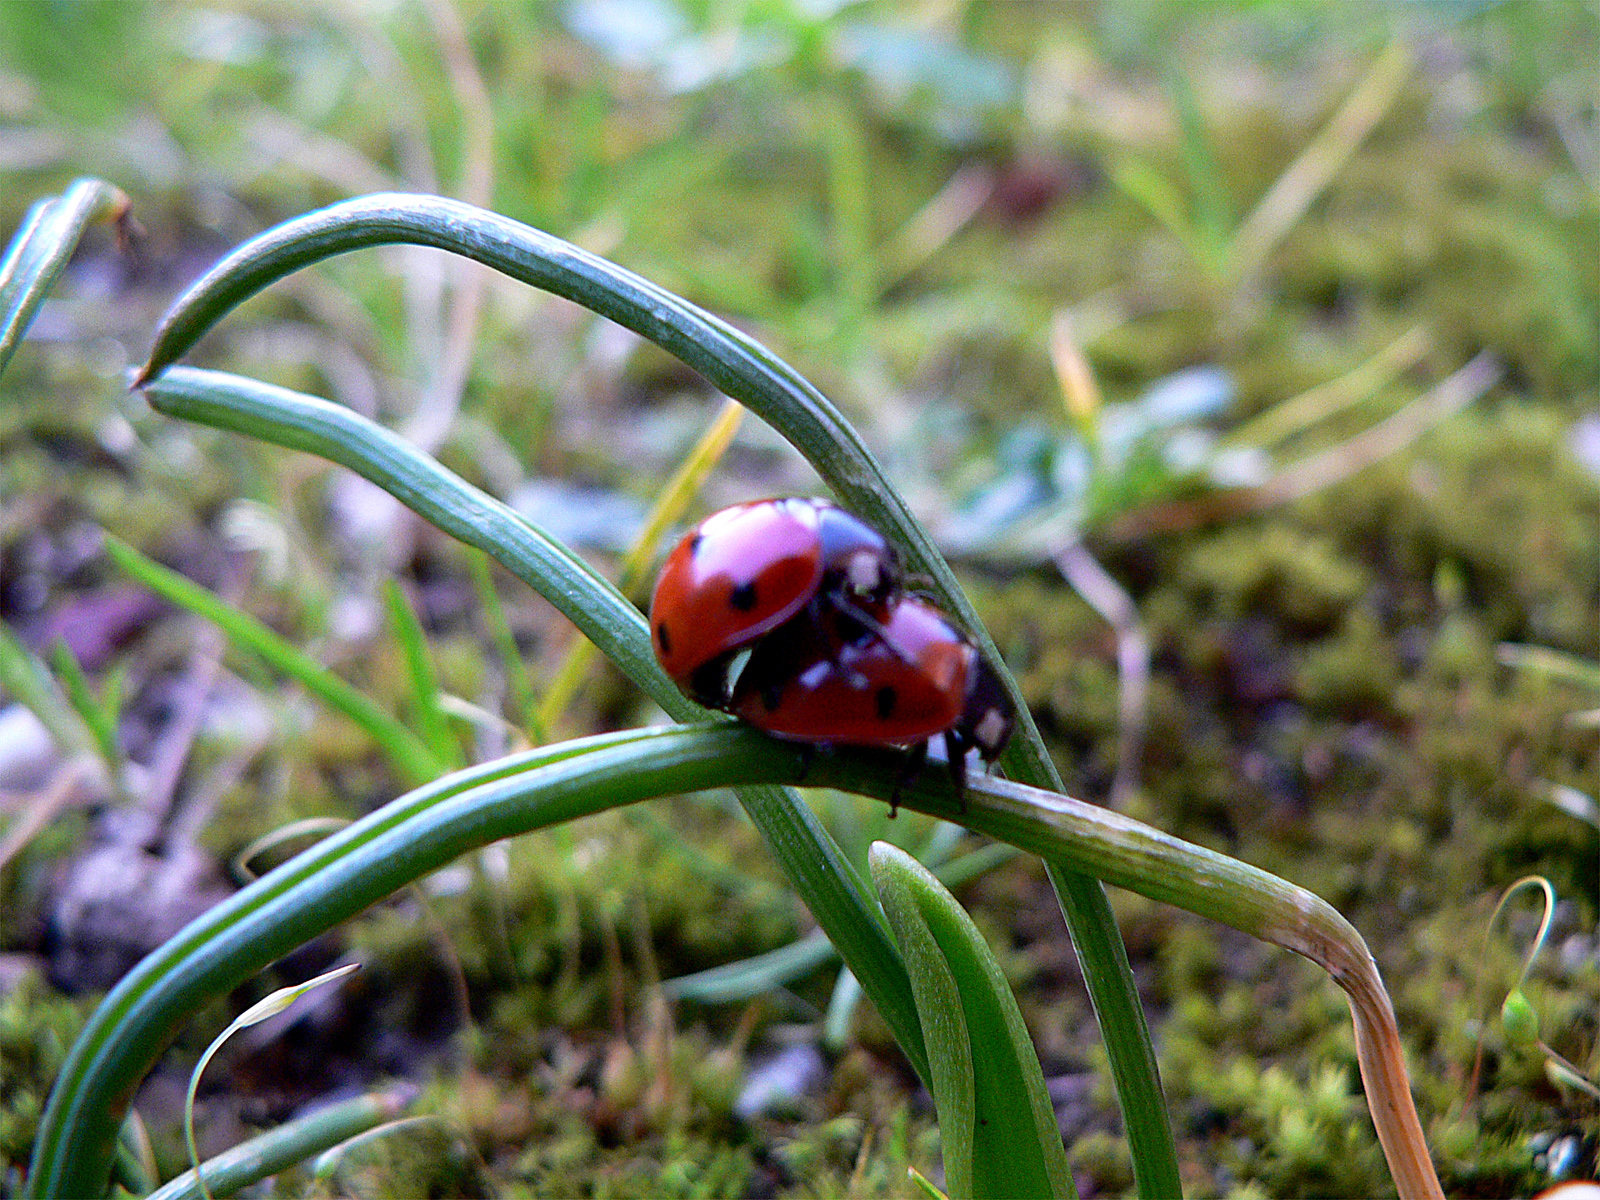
[
  {"left": 649, "top": 498, "right": 898, "bottom": 706},
  {"left": 730, "top": 595, "right": 1013, "bottom": 765}
]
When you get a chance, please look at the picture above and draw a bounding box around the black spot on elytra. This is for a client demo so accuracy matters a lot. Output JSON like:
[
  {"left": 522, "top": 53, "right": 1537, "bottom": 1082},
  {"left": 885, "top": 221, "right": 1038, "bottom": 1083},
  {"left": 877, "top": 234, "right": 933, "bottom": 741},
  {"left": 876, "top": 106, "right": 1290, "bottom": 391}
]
[
  {"left": 729, "top": 581, "right": 758, "bottom": 611},
  {"left": 688, "top": 533, "right": 703, "bottom": 555},
  {"left": 875, "top": 686, "right": 898, "bottom": 720},
  {"left": 655, "top": 622, "right": 672, "bottom": 654}
]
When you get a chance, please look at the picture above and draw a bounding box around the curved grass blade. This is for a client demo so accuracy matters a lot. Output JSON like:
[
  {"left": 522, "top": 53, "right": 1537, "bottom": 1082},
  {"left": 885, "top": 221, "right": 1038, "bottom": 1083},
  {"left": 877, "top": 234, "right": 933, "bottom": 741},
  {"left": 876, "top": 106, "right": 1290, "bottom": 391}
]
[
  {"left": 27, "top": 724, "right": 1437, "bottom": 1199},
  {"left": 23, "top": 725, "right": 802, "bottom": 1198},
  {"left": 874, "top": 842, "right": 1076, "bottom": 1199},
  {"left": 926, "top": 773, "right": 1442, "bottom": 1200},
  {"left": 134, "top": 197, "right": 1172, "bottom": 1191},
  {"left": 0, "top": 178, "right": 131, "bottom": 378},
  {"left": 664, "top": 927, "right": 837, "bottom": 1003},
  {"left": 137, "top": 366, "right": 926, "bottom": 1084},
  {"left": 102, "top": 535, "right": 445, "bottom": 787}
]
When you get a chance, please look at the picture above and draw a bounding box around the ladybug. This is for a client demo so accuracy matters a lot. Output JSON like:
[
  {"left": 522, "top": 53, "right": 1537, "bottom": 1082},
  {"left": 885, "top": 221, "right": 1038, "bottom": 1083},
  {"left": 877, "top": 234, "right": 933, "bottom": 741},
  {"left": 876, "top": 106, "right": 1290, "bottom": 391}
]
[
  {"left": 729, "top": 594, "right": 1014, "bottom": 807},
  {"left": 649, "top": 498, "right": 900, "bottom": 706}
]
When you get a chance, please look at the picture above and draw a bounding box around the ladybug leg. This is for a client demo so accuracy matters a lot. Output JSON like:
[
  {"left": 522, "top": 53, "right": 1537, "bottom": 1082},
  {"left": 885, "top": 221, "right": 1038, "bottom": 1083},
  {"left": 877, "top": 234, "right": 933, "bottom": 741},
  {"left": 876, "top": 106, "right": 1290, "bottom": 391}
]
[
  {"left": 942, "top": 731, "right": 969, "bottom": 813},
  {"left": 794, "top": 741, "right": 818, "bottom": 783},
  {"left": 887, "top": 740, "right": 929, "bottom": 819}
]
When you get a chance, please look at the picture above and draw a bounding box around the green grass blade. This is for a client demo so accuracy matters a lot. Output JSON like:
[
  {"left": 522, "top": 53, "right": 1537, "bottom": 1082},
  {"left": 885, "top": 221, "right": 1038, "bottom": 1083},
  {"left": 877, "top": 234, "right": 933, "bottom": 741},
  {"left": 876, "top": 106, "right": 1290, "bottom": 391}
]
[
  {"left": 102, "top": 536, "right": 445, "bottom": 786},
  {"left": 1498, "top": 643, "right": 1600, "bottom": 693},
  {"left": 137, "top": 366, "right": 928, "bottom": 1083},
  {"left": 1168, "top": 69, "right": 1232, "bottom": 270},
  {"left": 46, "top": 640, "right": 120, "bottom": 781},
  {"left": 1109, "top": 157, "right": 1208, "bottom": 268},
  {"left": 874, "top": 845, "right": 975, "bottom": 1198},
  {"left": 465, "top": 550, "right": 541, "bottom": 738},
  {"left": 381, "top": 580, "right": 461, "bottom": 769},
  {"left": 132, "top": 199, "right": 1168, "bottom": 1190},
  {"left": 1047, "top": 860, "right": 1178, "bottom": 1198},
  {"left": 873, "top": 842, "right": 1077, "bottom": 1200},
  {"left": 0, "top": 178, "right": 130, "bottom": 378},
  {"left": 0, "top": 200, "right": 50, "bottom": 301},
  {"left": 823, "top": 965, "right": 863, "bottom": 1050},
  {"left": 664, "top": 927, "right": 838, "bottom": 1003},
  {"left": 146, "top": 1088, "right": 412, "bottom": 1200},
  {"left": 821, "top": 91, "right": 877, "bottom": 334}
]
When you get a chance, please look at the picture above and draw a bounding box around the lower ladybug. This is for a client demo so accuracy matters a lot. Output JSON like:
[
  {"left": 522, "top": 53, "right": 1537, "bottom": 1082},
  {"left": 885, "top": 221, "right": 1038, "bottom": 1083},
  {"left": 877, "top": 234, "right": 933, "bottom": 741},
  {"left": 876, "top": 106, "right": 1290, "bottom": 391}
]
[
  {"left": 729, "top": 594, "right": 1014, "bottom": 809},
  {"left": 649, "top": 498, "right": 900, "bottom": 706}
]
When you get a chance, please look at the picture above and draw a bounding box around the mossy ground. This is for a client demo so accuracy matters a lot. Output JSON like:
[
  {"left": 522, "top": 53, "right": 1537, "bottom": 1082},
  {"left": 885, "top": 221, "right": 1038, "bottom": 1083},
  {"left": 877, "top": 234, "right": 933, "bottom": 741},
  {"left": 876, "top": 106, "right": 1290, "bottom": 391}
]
[{"left": 1, "top": 3, "right": 1596, "bottom": 1197}]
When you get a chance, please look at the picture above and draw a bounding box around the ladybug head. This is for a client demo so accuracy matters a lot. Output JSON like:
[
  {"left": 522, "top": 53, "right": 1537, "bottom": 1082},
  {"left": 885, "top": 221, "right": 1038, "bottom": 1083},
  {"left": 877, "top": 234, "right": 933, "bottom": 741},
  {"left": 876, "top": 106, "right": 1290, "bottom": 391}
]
[
  {"left": 815, "top": 505, "right": 901, "bottom": 604},
  {"left": 960, "top": 655, "right": 1015, "bottom": 762}
]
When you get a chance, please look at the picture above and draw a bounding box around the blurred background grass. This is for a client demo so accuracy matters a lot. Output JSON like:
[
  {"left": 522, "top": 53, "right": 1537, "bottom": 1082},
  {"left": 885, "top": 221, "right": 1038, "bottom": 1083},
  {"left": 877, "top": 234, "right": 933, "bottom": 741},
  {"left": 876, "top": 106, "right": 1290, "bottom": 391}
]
[{"left": 1, "top": 2, "right": 1596, "bottom": 1196}]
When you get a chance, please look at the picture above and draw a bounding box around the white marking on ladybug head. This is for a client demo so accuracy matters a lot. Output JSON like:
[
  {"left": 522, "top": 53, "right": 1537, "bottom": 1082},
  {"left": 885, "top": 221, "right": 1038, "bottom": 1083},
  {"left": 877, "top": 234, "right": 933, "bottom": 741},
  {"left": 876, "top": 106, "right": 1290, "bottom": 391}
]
[{"left": 844, "top": 550, "right": 882, "bottom": 596}]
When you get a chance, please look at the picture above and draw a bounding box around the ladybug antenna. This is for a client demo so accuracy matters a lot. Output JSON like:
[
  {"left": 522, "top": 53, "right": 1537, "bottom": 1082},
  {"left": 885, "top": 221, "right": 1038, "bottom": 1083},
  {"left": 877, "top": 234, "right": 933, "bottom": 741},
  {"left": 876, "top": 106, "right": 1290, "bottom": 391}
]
[{"left": 823, "top": 593, "right": 916, "bottom": 666}]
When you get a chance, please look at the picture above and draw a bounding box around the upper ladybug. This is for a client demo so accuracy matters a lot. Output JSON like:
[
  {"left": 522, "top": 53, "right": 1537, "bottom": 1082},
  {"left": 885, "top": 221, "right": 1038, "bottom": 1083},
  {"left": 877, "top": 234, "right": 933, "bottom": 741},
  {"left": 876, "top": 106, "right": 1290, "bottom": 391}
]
[{"left": 649, "top": 498, "right": 900, "bottom": 706}]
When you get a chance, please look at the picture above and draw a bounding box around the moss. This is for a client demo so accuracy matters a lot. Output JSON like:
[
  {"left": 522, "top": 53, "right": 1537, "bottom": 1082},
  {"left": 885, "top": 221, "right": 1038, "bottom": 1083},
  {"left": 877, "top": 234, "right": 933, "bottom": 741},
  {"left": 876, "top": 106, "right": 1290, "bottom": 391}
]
[
  {"left": 0, "top": 972, "right": 94, "bottom": 1176},
  {"left": 1174, "top": 524, "right": 1369, "bottom": 634},
  {"left": 1296, "top": 605, "right": 1401, "bottom": 717}
]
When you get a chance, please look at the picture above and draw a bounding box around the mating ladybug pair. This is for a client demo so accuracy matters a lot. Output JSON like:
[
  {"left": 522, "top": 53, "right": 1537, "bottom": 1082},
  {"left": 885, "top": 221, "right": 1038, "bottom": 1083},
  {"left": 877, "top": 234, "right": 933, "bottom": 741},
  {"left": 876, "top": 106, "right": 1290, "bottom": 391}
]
[{"left": 649, "top": 498, "right": 1014, "bottom": 803}]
